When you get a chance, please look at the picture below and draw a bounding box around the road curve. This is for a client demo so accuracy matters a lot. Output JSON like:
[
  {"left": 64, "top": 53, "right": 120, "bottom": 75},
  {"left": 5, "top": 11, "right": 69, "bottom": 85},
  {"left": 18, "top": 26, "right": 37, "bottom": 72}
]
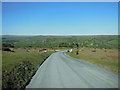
[{"left": 26, "top": 51, "right": 118, "bottom": 88}]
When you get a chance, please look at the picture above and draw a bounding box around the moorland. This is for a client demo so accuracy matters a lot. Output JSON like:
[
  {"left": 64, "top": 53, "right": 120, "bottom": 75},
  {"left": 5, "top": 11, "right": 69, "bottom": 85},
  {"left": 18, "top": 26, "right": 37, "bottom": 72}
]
[{"left": 2, "top": 35, "right": 119, "bottom": 88}]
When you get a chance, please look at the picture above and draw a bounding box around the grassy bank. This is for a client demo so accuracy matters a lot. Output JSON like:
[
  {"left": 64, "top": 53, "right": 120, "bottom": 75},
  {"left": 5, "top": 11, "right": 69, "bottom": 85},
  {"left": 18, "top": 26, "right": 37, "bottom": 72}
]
[
  {"left": 66, "top": 48, "right": 118, "bottom": 73},
  {"left": 2, "top": 49, "right": 53, "bottom": 89}
]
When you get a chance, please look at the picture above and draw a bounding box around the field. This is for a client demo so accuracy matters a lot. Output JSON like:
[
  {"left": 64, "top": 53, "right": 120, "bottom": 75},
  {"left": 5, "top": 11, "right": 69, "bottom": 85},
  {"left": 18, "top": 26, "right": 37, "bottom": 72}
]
[
  {"left": 0, "top": 50, "right": 1, "bottom": 89},
  {"left": 66, "top": 48, "right": 119, "bottom": 73},
  {"left": 2, "top": 49, "right": 53, "bottom": 88},
  {"left": 1, "top": 35, "right": 119, "bottom": 88},
  {"left": 2, "top": 35, "right": 119, "bottom": 49}
]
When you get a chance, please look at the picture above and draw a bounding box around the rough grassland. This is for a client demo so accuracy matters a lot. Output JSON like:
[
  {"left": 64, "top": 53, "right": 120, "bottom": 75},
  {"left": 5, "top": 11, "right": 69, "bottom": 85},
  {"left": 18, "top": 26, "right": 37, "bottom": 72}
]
[
  {"left": 2, "top": 49, "right": 53, "bottom": 89},
  {"left": 0, "top": 50, "right": 1, "bottom": 89},
  {"left": 66, "top": 48, "right": 119, "bottom": 73}
]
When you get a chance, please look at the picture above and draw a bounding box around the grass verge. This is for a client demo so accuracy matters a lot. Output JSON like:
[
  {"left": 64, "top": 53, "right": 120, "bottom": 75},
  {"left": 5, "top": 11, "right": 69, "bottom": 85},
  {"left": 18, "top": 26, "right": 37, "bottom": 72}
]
[
  {"left": 66, "top": 48, "right": 119, "bottom": 73},
  {"left": 2, "top": 49, "right": 53, "bottom": 89}
]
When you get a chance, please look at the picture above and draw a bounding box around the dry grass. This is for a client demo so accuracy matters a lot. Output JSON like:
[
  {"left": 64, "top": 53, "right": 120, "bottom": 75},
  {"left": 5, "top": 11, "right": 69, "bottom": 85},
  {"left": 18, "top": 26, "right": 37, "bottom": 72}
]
[{"left": 67, "top": 47, "right": 119, "bottom": 73}]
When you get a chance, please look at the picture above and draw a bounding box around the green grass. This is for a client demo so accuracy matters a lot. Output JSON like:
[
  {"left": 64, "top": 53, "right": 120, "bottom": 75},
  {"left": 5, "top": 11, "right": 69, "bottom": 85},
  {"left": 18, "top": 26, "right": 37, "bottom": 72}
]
[
  {"left": 0, "top": 50, "right": 2, "bottom": 89},
  {"left": 2, "top": 35, "right": 119, "bottom": 89},
  {"left": 2, "top": 35, "right": 118, "bottom": 49},
  {"left": 66, "top": 48, "right": 118, "bottom": 73},
  {"left": 2, "top": 49, "right": 53, "bottom": 88}
]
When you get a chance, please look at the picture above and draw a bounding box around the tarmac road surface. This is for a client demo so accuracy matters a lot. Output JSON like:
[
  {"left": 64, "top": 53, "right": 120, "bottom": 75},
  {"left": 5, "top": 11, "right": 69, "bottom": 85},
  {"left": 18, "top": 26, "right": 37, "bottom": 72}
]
[{"left": 26, "top": 51, "right": 118, "bottom": 88}]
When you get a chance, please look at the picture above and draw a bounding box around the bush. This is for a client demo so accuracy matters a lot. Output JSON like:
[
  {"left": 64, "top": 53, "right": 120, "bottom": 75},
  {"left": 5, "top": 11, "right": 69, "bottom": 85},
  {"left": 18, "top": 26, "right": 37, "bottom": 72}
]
[
  {"left": 2, "top": 51, "right": 53, "bottom": 89},
  {"left": 2, "top": 61, "right": 35, "bottom": 89},
  {"left": 2, "top": 47, "right": 15, "bottom": 52},
  {"left": 76, "top": 51, "right": 79, "bottom": 55}
]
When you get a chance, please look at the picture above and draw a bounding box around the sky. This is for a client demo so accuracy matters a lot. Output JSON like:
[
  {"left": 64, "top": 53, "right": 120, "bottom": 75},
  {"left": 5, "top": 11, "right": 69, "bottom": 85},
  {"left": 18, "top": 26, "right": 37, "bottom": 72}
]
[
  {"left": 2, "top": 0, "right": 120, "bottom": 2},
  {"left": 2, "top": 2, "right": 118, "bottom": 35}
]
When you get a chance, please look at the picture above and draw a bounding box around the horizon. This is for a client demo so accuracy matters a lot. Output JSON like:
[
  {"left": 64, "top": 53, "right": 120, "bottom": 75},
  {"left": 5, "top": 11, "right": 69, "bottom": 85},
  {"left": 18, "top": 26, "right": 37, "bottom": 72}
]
[
  {"left": 2, "top": 2, "right": 118, "bottom": 35},
  {"left": 2, "top": 34, "right": 118, "bottom": 36}
]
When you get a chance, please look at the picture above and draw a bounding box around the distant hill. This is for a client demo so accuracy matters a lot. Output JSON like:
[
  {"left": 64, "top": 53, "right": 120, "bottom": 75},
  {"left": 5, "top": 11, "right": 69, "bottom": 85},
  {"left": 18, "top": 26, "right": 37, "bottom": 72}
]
[{"left": 2, "top": 35, "right": 119, "bottom": 49}]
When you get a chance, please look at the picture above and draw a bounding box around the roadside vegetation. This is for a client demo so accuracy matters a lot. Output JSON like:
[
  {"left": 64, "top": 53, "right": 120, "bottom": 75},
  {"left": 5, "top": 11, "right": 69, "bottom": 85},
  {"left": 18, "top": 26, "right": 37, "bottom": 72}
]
[
  {"left": 0, "top": 50, "right": 1, "bottom": 89},
  {"left": 1, "top": 35, "right": 119, "bottom": 88},
  {"left": 2, "top": 49, "right": 53, "bottom": 89},
  {"left": 66, "top": 48, "right": 119, "bottom": 73}
]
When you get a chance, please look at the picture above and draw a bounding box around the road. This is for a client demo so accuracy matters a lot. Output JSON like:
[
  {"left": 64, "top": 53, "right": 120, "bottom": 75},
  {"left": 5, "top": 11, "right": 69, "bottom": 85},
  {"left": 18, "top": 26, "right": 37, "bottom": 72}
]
[{"left": 26, "top": 51, "right": 118, "bottom": 88}]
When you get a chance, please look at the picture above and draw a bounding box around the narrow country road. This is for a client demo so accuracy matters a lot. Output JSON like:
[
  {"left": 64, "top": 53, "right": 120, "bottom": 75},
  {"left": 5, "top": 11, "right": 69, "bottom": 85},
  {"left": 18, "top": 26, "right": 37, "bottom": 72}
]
[{"left": 26, "top": 51, "right": 118, "bottom": 88}]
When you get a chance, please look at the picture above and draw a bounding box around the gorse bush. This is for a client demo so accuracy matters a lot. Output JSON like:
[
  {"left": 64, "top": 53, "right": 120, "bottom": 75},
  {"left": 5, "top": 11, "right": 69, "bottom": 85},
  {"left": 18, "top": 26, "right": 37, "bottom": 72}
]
[
  {"left": 2, "top": 51, "right": 53, "bottom": 89},
  {"left": 2, "top": 61, "right": 34, "bottom": 88}
]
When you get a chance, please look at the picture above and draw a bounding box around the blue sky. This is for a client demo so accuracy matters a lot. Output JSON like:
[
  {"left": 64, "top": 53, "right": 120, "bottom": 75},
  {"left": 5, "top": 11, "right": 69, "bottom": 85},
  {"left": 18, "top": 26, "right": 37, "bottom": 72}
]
[{"left": 2, "top": 2, "right": 118, "bottom": 35}]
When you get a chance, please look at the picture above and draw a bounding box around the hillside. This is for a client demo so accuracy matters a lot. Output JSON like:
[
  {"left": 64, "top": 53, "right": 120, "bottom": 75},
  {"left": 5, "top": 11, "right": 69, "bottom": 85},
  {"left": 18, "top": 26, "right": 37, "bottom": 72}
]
[{"left": 2, "top": 35, "right": 119, "bottom": 49}]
